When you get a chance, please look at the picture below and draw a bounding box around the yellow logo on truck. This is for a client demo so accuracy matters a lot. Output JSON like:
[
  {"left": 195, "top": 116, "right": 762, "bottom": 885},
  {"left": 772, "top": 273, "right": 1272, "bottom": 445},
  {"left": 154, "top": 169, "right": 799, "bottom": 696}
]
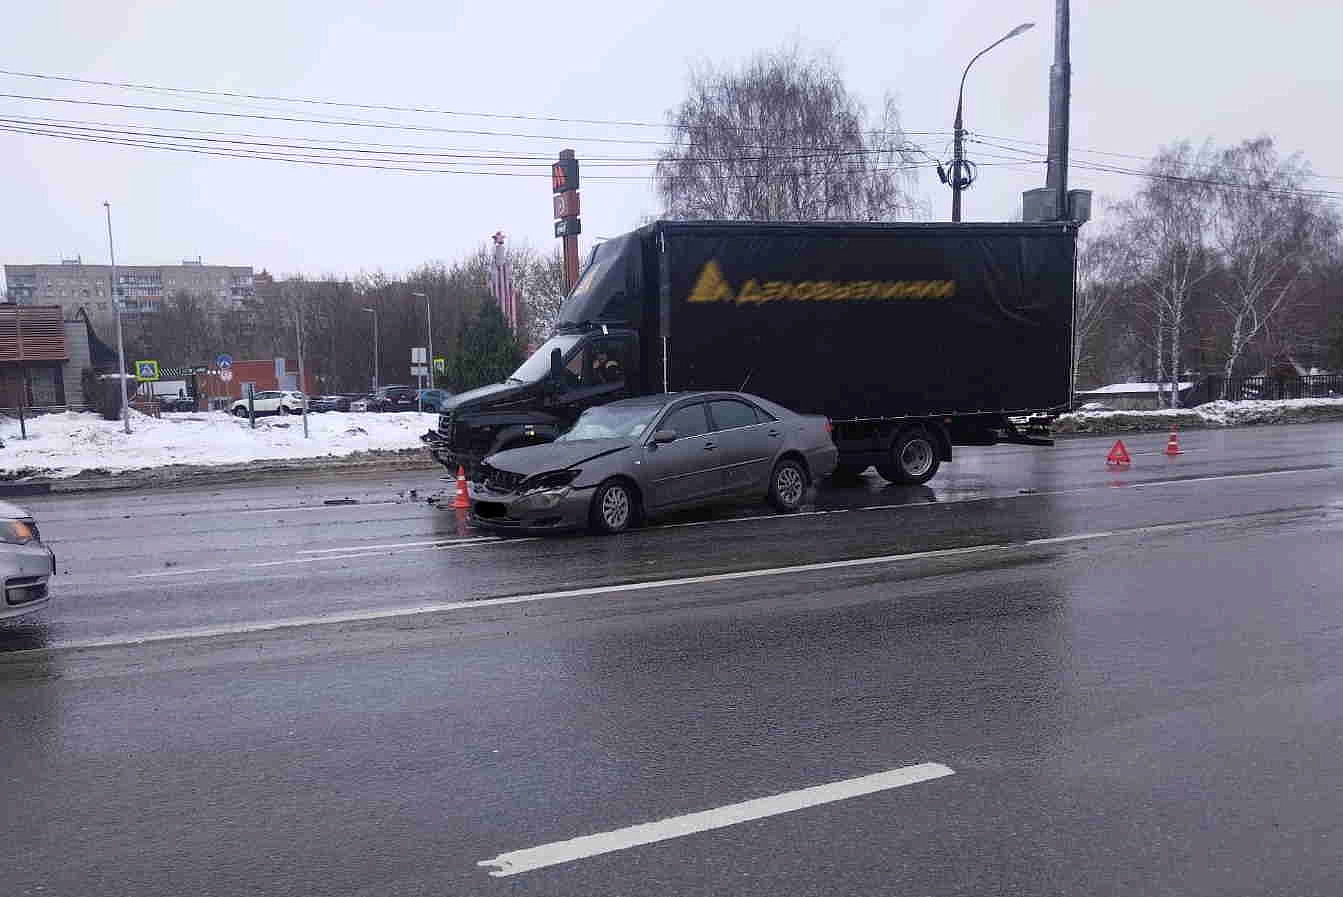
[{"left": 687, "top": 260, "right": 955, "bottom": 304}]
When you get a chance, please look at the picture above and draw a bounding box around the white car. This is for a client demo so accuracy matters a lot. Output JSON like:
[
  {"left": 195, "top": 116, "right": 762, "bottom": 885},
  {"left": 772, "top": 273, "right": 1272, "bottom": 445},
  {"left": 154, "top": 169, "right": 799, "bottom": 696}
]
[
  {"left": 230, "top": 390, "right": 307, "bottom": 417},
  {"left": 0, "top": 501, "right": 56, "bottom": 621}
]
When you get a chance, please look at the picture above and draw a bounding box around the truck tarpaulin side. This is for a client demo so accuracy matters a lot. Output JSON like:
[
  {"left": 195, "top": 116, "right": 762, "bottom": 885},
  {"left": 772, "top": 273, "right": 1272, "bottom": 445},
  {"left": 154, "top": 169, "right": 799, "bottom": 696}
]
[{"left": 657, "top": 221, "right": 1076, "bottom": 420}]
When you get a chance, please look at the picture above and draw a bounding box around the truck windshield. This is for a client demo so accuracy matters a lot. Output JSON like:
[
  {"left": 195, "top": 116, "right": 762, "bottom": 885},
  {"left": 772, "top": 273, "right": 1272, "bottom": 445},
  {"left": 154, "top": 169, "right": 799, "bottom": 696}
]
[
  {"left": 556, "top": 404, "right": 662, "bottom": 442},
  {"left": 508, "top": 333, "right": 583, "bottom": 383}
]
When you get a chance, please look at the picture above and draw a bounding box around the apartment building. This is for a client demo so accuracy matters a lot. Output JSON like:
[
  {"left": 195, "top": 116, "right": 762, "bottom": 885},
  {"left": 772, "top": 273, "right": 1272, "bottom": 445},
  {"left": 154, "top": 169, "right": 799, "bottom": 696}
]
[{"left": 4, "top": 257, "right": 255, "bottom": 315}]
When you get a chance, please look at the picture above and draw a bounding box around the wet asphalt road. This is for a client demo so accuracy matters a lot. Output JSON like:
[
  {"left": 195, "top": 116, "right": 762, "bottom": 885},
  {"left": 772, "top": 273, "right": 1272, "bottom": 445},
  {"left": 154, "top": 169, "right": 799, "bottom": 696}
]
[{"left": 3, "top": 424, "right": 1342, "bottom": 896}]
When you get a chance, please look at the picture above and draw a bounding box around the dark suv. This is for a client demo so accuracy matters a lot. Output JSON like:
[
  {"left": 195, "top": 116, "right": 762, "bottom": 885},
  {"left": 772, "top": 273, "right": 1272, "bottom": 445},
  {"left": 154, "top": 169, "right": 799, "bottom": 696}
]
[{"left": 368, "top": 385, "right": 418, "bottom": 412}]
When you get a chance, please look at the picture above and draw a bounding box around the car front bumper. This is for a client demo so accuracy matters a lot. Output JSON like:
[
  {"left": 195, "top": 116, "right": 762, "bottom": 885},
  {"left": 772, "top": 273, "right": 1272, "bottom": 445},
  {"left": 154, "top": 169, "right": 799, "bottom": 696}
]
[
  {"left": 467, "top": 483, "right": 594, "bottom": 533},
  {"left": 1, "top": 542, "right": 55, "bottom": 621}
]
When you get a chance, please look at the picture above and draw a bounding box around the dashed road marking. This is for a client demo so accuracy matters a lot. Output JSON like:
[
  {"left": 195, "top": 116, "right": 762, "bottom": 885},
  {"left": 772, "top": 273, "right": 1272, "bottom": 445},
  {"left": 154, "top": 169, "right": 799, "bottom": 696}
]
[{"left": 476, "top": 762, "right": 955, "bottom": 877}]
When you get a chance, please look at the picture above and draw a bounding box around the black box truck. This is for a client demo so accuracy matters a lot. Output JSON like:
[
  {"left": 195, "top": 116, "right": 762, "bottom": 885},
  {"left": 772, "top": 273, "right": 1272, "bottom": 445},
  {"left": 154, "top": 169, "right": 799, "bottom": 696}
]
[{"left": 425, "top": 219, "right": 1077, "bottom": 484}]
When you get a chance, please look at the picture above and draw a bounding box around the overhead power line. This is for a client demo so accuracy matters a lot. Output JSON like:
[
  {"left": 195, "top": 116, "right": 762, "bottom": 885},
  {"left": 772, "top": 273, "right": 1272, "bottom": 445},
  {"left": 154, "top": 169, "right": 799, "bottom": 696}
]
[{"left": 0, "top": 67, "right": 951, "bottom": 139}]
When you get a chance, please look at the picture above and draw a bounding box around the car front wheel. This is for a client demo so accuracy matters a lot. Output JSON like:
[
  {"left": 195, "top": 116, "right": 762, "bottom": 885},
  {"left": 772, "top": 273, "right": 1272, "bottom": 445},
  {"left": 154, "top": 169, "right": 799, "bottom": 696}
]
[
  {"left": 233, "top": 407, "right": 248, "bottom": 418},
  {"left": 590, "top": 480, "right": 635, "bottom": 534},
  {"left": 767, "top": 459, "right": 808, "bottom": 512}
]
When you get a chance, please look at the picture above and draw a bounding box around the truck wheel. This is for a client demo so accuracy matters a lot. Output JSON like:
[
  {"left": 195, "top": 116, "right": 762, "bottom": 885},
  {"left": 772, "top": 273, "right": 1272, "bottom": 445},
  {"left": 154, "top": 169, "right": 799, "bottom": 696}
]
[
  {"left": 767, "top": 459, "right": 808, "bottom": 512},
  {"left": 590, "top": 479, "right": 636, "bottom": 534},
  {"left": 875, "top": 428, "right": 940, "bottom": 485}
]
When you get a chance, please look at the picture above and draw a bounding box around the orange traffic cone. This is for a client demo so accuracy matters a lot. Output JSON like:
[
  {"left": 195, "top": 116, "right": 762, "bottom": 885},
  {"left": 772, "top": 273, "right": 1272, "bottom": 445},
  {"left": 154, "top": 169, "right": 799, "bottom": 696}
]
[
  {"left": 1106, "top": 439, "right": 1132, "bottom": 467},
  {"left": 1164, "top": 426, "right": 1183, "bottom": 457},
  {"left": 451, "top": 465, "right": 471, "bottom": 510}
]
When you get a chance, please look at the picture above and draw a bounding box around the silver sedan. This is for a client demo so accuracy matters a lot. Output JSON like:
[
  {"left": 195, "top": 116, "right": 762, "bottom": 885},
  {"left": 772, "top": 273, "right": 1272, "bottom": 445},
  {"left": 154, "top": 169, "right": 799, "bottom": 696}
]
[
  {"left": 469, "top": 391, "right": 837, "bottom": 534},
  {"left": 0, "top": 500, "right": 56, "bottom": 621}
]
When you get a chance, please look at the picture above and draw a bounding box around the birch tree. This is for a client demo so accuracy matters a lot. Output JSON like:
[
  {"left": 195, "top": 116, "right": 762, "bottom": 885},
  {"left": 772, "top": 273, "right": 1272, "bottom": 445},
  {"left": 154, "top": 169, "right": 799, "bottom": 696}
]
[
  {"left": 1208, "top": 137, "right": 1340, "bottom": 395},
  {"left": 1113, "top": 142, "right": 1218, "bottom": 406}
]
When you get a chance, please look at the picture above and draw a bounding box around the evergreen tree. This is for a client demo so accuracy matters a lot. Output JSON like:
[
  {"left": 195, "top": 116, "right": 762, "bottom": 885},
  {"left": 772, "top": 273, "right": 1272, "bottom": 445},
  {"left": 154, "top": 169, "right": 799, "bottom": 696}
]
[{"left": 446, "top": 301, "right": 522, "bottom": 392}]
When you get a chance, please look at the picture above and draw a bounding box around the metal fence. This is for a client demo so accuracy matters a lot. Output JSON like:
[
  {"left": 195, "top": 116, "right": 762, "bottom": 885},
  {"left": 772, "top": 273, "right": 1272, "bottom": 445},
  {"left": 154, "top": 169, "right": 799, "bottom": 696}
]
[{"left": 1184, "top": 374, "right": 1343, "bottom": 405}]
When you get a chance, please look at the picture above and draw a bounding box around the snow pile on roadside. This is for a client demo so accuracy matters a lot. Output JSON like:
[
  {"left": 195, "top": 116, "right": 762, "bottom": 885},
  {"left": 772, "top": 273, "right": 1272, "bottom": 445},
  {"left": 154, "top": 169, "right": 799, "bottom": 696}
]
[
  {"left": 1055, "top": 398, "right": 1343, "bottom": 434},
  {"left": 0, "top": 410, "right": 440, "bottom": 479}
]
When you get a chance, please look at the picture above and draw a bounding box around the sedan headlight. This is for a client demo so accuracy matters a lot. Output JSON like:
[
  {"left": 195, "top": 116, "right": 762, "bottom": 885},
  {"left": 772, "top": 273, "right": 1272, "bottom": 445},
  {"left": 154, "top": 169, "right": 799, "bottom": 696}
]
[
  {"left": 520, "top": 469, "right": 581, "bottom": 493},
  {"left": 0, "top": 519, "right": 39, "bottom": 545}
]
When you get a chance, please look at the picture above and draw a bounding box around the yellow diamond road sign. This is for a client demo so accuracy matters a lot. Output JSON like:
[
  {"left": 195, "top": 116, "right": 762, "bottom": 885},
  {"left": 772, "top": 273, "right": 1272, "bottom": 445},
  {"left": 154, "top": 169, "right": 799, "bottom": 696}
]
[{"left": 134, "top": 360, "right": 160, "bottom": 381}]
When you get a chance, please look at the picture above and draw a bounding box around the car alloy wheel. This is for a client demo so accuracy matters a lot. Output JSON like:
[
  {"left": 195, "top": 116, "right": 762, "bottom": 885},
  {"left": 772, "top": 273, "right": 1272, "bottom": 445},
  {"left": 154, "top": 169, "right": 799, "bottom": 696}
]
[
  {"left": 768, "top": 459, "right": 807, "bottom": 512},
  {"left": 592, "top": 480, "right": 633, "bottom": 534}
]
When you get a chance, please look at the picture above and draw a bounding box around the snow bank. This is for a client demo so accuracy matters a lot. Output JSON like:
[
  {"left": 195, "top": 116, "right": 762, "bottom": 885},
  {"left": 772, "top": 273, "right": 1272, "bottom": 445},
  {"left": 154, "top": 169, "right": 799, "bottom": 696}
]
[
  {"left": 0, "top": 410, "right": 440, "bottom": 480},
  {"left": 1055, "top": 398, "right": 1343, "bottom": 434}
]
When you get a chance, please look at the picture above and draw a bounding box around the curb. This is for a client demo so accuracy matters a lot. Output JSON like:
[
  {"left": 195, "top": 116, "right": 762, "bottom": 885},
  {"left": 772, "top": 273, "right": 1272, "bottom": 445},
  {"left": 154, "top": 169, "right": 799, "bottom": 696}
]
[{"left": 0, "top": 451, "right": 443, "bottom": 496}]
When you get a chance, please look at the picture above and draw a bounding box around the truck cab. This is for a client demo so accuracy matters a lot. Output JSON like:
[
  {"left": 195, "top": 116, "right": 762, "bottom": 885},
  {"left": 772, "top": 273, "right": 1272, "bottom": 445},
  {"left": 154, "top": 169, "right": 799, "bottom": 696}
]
[{"left": 425, "top": 325, "right": 641, "bottom": 474}]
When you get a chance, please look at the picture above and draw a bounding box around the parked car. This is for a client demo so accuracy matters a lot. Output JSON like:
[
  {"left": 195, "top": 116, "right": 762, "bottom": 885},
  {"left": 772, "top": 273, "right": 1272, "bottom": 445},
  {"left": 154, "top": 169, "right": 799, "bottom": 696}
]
[
  {"left": 0, "top": 501, "right": 56, "bottom": 622},
  {"left": 416, "top": 388, "right": 453, "bottom": 412},
  {"left": 367, "top": 385, "right": 418, "bottom": 412},
  {"left": 349, "top": 394, "right": 373, "bottom": 412},
  {"left": 157, "top": 394, "right": 197, "bottom": 412},
  {"left": 469, "top": 391, "right": 837, "bottom": 534},
  {"left": 230, "top": 390, "right": 306, "bottom": 417},
  {"left": 311, "top": 394, "right": 354, "bottom": 412}
]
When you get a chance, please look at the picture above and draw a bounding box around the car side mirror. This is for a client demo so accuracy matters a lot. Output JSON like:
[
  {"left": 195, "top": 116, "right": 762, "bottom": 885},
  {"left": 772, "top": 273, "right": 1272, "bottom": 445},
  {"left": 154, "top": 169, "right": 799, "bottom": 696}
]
[{"left": 651, "top": 429, "right": 677, "bottom": 445}]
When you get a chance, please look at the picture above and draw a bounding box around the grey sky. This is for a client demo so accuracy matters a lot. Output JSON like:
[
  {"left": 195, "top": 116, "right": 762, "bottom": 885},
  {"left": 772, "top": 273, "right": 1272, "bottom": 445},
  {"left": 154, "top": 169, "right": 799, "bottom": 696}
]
[{"left": 2, "top": 1, "right": 1339, "bottom": 279}]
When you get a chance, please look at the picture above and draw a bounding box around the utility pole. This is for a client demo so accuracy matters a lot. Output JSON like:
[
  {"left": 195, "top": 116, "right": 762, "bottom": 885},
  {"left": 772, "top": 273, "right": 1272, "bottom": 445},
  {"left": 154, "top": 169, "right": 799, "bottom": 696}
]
[
  {"left": 362, "top": 306, "right": 379, "bottom": 392},
  {"left": 1045, "top": 0, "right": 1072, "bottom": 220},
  {"left": 103, "top": 201, "right": 131, "bottom": 434},
  {"left": 294, "top": 291, "right": 309, "bottom": 438},
  {"left": 413, "top": 291, "right": 432, "bottom": 410}
]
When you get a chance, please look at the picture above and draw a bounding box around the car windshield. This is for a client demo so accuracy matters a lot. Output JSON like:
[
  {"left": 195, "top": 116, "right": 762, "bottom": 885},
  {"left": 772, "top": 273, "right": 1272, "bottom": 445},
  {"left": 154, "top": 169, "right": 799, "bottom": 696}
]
[
  {"left": 556, "top": 404, "right": 662, "bottom": 442},
  {"left": 508, "top": 334, "right": 583, "bottom": 383}
]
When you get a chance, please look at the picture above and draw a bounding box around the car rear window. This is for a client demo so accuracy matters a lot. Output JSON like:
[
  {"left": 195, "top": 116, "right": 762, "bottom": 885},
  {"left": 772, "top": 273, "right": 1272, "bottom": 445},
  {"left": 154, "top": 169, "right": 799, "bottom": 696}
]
[{"left": 708, "top": 400, "right": 761, "bottom": 431}]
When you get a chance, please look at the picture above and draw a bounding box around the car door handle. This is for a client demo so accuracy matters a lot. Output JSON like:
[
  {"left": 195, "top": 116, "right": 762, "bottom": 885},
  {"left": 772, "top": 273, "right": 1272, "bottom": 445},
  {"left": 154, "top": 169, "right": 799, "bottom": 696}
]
[
  {"left": 767, "top": 430, "right": 781, "bottom": 437},
  {"left": 703, "top": 442, "right": 716, "bottom": 450}
]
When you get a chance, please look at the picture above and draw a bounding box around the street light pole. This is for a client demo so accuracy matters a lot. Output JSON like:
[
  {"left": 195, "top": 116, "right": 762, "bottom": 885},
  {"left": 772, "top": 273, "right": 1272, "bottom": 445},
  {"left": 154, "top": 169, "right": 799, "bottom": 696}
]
[
  {"left": 103, "top": 201, "right": 131, "bottom": 434},
  {"left": 362, "top": 307, "right": 379, "bottom": 393},
  {"left": 951, "top": 22, "right": 1035, "bottom": 221}
]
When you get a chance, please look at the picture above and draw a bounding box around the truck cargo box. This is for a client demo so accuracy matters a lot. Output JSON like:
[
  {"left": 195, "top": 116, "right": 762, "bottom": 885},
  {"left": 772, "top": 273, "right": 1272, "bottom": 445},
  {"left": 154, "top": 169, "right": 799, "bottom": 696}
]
[{"left": 656, "top": 221, "right": 1076, "bottom": 420}]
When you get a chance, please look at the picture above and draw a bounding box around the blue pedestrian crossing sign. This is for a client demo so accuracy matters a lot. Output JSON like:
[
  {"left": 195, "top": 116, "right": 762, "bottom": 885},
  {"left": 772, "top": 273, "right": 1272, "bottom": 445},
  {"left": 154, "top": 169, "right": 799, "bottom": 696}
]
[
  {"left": 216, "top": 354, "right": 233, "bottom": 370},
  {"left": 134, "top": 360, "right": 160, "bottom": 381}
]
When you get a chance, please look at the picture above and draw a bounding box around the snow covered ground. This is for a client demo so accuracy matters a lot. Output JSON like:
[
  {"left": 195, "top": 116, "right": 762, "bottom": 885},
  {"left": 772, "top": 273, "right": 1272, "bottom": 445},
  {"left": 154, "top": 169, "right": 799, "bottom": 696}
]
[
  {"left": 0, "top": 409, "right": 440, "bottom": 480},
  {"left": 1056, "top": 398, "right": 1343, "bottom": 434}
]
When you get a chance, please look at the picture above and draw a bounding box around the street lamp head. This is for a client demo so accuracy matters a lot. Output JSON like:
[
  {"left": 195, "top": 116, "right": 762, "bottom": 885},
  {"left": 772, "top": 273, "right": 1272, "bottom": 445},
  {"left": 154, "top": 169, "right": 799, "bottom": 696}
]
[
  {"left": 362, "top": 306, "right": 375, "bottom": 313},
  {"left": 1007, "top": 22, "right": 1035, "bottom": 38}
]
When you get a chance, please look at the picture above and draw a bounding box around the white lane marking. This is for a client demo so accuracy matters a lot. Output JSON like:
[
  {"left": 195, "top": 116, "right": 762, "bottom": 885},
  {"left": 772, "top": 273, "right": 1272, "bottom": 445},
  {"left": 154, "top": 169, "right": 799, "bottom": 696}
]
[
  {"left": 659, "top": 509, "right": 848, "bottom": 530},
  {"left": 248, "top": 538, "right": 536, "bottom": 568},
  {"left": 31, "top": 508, "right": 1326, "bottom": 652},
  {"left": 298, "top": 536, "right": 498, "bottom": 554},
  {"left": 476, "top": 762, "right": 955, "bottom": 877},
  {"left": 129, "top": 566, "right": 227, "bottom": 580}
]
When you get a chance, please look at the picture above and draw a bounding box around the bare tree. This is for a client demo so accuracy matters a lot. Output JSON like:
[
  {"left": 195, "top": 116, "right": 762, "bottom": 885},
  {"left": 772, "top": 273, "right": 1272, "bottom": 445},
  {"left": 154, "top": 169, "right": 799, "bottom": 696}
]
[
  {"left": 656, "top": 46, "right": 919, "bottom": 221},
  {"left": 1208, "top": 137, "right": 1341, "bottom": 394},
  {"left": 514, "top": 246, "right": 567, "bottom": 346},
  {"left": 1113, "top": 142, "right": 1218, "bottom": 406},
  {"left": 1072, "top": 231, "right": 1124, "bottom": 390}
]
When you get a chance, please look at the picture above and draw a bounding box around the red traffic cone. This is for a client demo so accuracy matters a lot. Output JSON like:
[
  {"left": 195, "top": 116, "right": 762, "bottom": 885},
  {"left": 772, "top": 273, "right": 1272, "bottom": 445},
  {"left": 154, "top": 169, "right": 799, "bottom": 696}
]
[
  {"left": 1164, "top": 426, "right": 1183, "bottom": 456},
  {"left": 451, "top": 465, "right": 471, "bottom": 510},
  {"left": 1106, "top": 439, "right": 1132, "bottom": 467}
]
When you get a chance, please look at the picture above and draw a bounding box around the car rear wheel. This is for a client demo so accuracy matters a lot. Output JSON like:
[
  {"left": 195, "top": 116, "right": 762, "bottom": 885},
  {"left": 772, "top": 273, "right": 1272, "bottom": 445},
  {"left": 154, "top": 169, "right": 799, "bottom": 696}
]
[
  {"left": 875, "top": 427, "right": 940, "bottom": 485},
  {"left": 590, "top": 479, "right": 635, "bottom": 534},
  {"left": 767, "top": 459, "right": 808, "bottom": 512}
]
